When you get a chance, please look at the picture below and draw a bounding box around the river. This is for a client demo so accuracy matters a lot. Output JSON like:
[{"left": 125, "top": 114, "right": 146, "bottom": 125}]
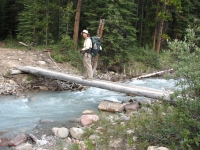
[{"left": 0, "top": 78, "right": 177, "bottom": 138}]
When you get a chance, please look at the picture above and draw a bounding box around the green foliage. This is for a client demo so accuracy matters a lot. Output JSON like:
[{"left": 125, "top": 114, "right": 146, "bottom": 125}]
[
  {"left": 26, "top": 76, "right": 32, "bottom": 81},
  {"left": 16, "top": 0, "right": 75, "bottom": 46},
  {"left": 130, "top": 46, "right": 161, "bottom": 69},
  {"left": 60, "top": 35, "right": 75, "bottom": 51},
  {"left": 51, "top": 49, "right": 83, "bottom": 71},
  {"left": 56, "top": 139, "right": 63, "bottom": 150},
  {"left": 59, "top": 2, "right": 75, "bottom": 41},
  {"left": 168, "top": 21, "right": 200, "bottom": 98},
  {"left": 83, "top": 0, "right": 137, "bottom": 67},
  {"left": 85, "top": 139, "right": 95, "bottom": 150}
]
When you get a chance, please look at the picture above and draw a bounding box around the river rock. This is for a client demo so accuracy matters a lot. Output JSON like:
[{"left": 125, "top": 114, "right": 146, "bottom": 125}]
[
  {"left": 8, "top": 133, "right": 27, "bottom": 146},
  {"left": 124, "top": 102, "right": 141, "bottom": 112},
  {"left": 147, "top": 146, "right": 169, "bottom": 150},
  {"left": 0, "top": 137, "right": 9, "bottom": 147},
  {"left": 82, "top": 110, "right": 96, "bottom": 115},
  {"left": 10, "top": 143, "right": 32, "bottom": 150},
  {"left": 69, "top": 127, "right": 84, "bottom": 139},
  {"left": 37, "top": 61, "right": 46, "bottom": 65},
  {"left": 80, "top": 114, "right": 99, "bottom": 127},
  {"left": 89, "top": 134, "right": 100, "bottom": 141},
  {"left": 140, "top": 98, "right": 152, "bottom": 106},
  {"left": 98, "top": 100, "right": 124, "bottom": 112},
  {"left": 108, "top": 138, "right": 123, "bottom": 149},
  {"left": 52, "top": 127, "right": 69, "bottom": 138}
]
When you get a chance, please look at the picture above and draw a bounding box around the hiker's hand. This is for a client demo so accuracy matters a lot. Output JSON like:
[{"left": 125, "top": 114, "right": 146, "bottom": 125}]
[{"left": 80, "top": 49, "right": 84, "bottom": 54}]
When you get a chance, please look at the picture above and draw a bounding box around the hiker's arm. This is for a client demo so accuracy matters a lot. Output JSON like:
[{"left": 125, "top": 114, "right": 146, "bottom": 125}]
[{"left": 82, "top": 38, "right": 92, "bottom": 51}]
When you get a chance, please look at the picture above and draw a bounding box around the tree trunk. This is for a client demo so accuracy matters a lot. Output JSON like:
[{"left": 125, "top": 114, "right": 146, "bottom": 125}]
[
  {"left": 156, "top": 1, "right": 166, "bottom": 53},
  {"left": 73, "top": 0, "right": 82, "bottom": 49},
  {"left": 152, "top": 0, "right": 159, "bottom": 51},
  {"left": 97, "top": 19, "right": 105, "bottom": 38},
  {"left": 17, "top": 66, "right": 173, "bottom": 101},
  {"left": 156, "top": 18, "right": 164, "bottom": 53}
]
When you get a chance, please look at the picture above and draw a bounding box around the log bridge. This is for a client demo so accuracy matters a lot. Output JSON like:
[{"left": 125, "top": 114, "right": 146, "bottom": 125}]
[{"left": 17, "top": 66, "right": 173, "bottom": 101}]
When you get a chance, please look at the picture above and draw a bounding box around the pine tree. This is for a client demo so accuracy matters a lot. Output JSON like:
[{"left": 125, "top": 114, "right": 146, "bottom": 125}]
[{"left": 82, "top": 0, "right": 138, "bottom": 66}]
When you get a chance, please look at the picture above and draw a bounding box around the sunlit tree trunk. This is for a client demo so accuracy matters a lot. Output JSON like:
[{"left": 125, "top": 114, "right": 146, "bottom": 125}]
[
  {"left": 73, "top": 0, "right": 82, "bottom": 49},
  {"left": 156, "top": 18, "right": 164, "bottom": 53},
  {"left": 156, "top": 1, "right": 166, "bottom": 53}
]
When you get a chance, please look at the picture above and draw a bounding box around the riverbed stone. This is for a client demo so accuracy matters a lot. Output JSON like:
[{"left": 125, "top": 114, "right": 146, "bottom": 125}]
[
  {"left": 147, "top": 146, "right": 169, "bottom": 150},
  {"left": 82, "top": 110, "right": 96, "bottom": 114},
  {"left": 52, "top": 127, "right": 69, "bottom": 138},
  {"left": 69, "top": 127, "right": 84, "bottom": 139},
  {"left": 8, "top": 133, "right": 27, "bottom": 146},
  {"left": 124, "top": 102, "right": 141, "bottom": 112},
  {"left": 0, "top": 137, "right": 9, "bottom": 147},
  {"left": 37, "top": 61, "right": 46, "bottom": 65},
  {"left": 10, "top": 143, "right": 32, "bottom": 150},
  {"left": 80, "top": 114, "right": 99, "bottom": 127},
  {"left": 98, "top": 100, "right": 125, "bottom": 112},
  {"left": 89, "top": 134, "right": 100, "bottom": 141},
  {"left": 108, "top": 138, "right": 124, "bottom": 149}
]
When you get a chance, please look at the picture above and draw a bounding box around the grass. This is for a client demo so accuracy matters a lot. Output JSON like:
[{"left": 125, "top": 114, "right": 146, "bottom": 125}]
[{"left": 68, "top": 99, "right": 200, "bottom": 150}]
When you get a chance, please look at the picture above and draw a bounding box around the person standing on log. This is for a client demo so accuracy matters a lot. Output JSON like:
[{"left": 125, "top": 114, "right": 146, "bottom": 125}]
[{"left": 80, "top": 29, "right": 93, "bottom": 80}]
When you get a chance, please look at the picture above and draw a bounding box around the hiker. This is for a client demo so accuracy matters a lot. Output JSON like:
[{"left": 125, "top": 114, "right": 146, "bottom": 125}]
[{"left": 80, "top": 29, "right": 93, "bottom": 80}]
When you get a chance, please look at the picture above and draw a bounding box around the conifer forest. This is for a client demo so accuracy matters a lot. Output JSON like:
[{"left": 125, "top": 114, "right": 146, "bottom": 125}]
[{"left": 0, "top": 0, "right": 199, "bottom": 67}]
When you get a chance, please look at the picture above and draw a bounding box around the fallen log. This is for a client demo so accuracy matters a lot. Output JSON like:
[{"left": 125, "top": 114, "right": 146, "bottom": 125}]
[
  {"left": 10, "top": 70, "right": 22, "bottom": 75},
  {"left": 19, "top": 42, "right": 35, "bottom": 50},
  {"left": 134, "top": 69, "right": 173, "bottom": 79},
  {"left": 17, "top": 66, "right": 174, "bottom": 101},
  {"left": 19, "top": 41, "right": 28, "bottom": 47}
]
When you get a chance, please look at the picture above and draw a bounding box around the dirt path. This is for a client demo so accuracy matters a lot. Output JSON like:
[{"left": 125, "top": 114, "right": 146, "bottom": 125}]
[
  {"left": 0, "top": 47, "right": 80, "bottom": 76},
  {"left": 0, "top": 47, "right": 83, "bottom": 95}
]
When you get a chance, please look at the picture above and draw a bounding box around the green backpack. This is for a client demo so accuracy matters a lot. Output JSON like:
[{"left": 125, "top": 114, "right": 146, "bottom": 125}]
[{"left": 90, "top": 36, "right": 102, "bottom": 57}]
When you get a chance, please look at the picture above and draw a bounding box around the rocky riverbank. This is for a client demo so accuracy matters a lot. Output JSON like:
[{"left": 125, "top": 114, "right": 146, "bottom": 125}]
[{"left": 0, "top": 98, "right": 170, "bottom": 150}]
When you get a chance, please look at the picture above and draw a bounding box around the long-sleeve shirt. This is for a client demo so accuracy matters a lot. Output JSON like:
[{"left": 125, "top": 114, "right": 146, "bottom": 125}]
[{"left": 82, "top": 37, "right": 92, "bottom": 51}]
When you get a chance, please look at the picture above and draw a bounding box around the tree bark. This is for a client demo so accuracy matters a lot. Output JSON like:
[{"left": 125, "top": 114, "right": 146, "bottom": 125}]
[
  {"left": 97, "top": 19, "right": 105, "bottom": 38},
  {"left": 133, "top": 69, "right": 173, "bottom": 79},
  {"left": 156, "top": 18, "right": 164, "bottom": 53},
  {"left": 17, "top": 66, "right": 173, "bottom": 101},
  {"left": 156, "top": 1, "right": 166, "bottom": 53},
  {"left": 73, "top": 0, "right": 82, "bottom": 49}
]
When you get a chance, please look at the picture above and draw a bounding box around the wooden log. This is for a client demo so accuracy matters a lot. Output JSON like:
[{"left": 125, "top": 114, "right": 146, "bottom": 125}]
[
  {"left": 17, "top": 66, "right": 173, "bottom": 101},
  {"left": 19, "top": 42, "right": 28, "bottom": 47},
  {"left": 10, "top": 70, "right": 23, "bottom": 75},
  {"left": 134, "top": 69, "right": 173, "bottom": 79}
]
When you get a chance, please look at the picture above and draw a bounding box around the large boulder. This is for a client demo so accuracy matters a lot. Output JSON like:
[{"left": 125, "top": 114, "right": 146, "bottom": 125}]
[
  {"left": 0, "top": 137, "right": 9, "bottom": 147},
  {"left": 52, "top": 127, "right": 69, "bottom": 138},
  {"left": 8, "top": 133, "right": 27, "bottom": 146},
  {"left": 69, "top": 127, "right": 84, "bottom": 139},
  {"left": 98, "top": 100, "right": 124, "bottom": 112},
  {"left": 80, "top": 114, "right": 99, "bottom": 127},
  {"left": 124, "top": 102, "right": 141, "bottom": 112}
]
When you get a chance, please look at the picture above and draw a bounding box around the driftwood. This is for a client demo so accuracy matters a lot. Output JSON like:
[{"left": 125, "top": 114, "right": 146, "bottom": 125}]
[
  {"left": 10, "top": 70, "right": 22, "bottom": 75},
  {"left": 19, "top": 41, "right": 35, "bottom": 50},
  {"left": 17, "top": 66, "right": 173, "bottom": 101},
  {"left": 134, "top": 69, "right": 173, "bottom": 79}
]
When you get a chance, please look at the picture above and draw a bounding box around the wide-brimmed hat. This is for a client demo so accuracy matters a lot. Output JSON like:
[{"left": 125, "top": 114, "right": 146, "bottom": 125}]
[{"left": 81, "top": 29, "right": 89, "bottom": 34}]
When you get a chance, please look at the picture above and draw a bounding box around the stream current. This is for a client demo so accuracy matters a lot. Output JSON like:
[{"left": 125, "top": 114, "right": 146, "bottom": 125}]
[{"left": 0, "top": 78, "right": 177, "bottom": 138}]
